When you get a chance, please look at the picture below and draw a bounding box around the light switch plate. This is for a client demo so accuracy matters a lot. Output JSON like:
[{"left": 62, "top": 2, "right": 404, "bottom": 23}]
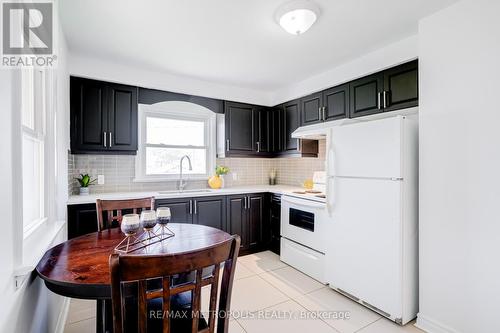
[{"left": 98, "top": 175, "right": 105, "bottom": 185}]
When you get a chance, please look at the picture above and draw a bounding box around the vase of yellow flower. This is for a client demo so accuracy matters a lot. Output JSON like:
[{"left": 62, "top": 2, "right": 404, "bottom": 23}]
[{"left": 208, "top": 165, "right": 230, "bottom": 189}]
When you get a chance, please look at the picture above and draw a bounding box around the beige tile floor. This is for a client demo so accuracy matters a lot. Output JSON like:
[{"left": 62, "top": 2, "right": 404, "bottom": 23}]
[{"left": 64, "top": 251, "right": 423, "bottom": 333}]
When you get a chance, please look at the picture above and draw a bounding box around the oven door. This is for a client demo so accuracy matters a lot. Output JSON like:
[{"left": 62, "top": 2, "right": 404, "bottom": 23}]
[{"left": 281, "top": 195, "right": 326, "bottom": 253}]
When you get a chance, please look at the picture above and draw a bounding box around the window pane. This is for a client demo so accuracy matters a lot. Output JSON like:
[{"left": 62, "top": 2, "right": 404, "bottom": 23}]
[
  {"left": 22, "top": 135, "right": 43, "bottom": 230},
  {"left": 146, "top": 147, "right": 206, "bottom": 175},
  {"left": 146, "top": 117, "right": 205, "bottom": 146}
]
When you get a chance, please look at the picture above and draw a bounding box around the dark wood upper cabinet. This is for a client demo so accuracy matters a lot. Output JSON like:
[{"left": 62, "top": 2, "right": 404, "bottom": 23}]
[
  {"left": 383, "top": 60, "right": 418, "bottom": 112},
  {"left": 71, "top": 78, "right": 107, "bottom": 152},
  {"left": 283, "top": 99, "right": 301, "bottom": 152},
  {"left": 255, "top": 107, "right": 270, "bottom": 155},
  {"left": 269, "top": 108, "right": 283, "bottom": 153},
  {"left": 70, "top": 77, "right": 138, "bottom": 154},
  {"left": 323, "top": 84, "right": 349, "bottom": 121},
  {"left": 107, "top": 84, "right": 138, "bottom": 151},
  {"left": 349, "top": 72, "right": 384, "bottom": 118},
  {"left": 301, "top": 92, "right": 323, "bottom": 125},
  {"left": 192, "top": 196, "right": 226, "bottom": 231},
  {"left": 225, "top": 101, "right": 255, "bottom": 156}
]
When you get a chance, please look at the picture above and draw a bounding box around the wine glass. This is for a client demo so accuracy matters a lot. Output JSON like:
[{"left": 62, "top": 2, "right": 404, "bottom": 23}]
[
  {"left": 156, "top": 207, "right": 171, "bottom": 236},
  {"left": 140, "top": 210, "right": 158, "bottom": 241}
]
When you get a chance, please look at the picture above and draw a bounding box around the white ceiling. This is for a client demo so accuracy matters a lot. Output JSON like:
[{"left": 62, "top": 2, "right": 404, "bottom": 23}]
[{"left": 60, "top": 0, "right": 456, "bottom": 93}]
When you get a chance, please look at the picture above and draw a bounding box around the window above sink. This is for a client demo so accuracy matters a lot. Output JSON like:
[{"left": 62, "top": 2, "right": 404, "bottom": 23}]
[{"left": 134, "top": 101, "right": 216, "bottom": 182}]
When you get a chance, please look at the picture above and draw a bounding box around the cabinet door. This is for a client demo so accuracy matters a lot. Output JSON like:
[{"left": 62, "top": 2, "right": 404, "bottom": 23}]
[
  {"left": 283, "top": 100, "right": 301, "bottom": 152},
  {"left": 323, "top": 84, "right": 349, "bottom": 121},
  {"left": 227, "top": 195, "right": 248, "bottom": 250},
  {"left": 255, "top": 108, "right": 270, "bottom": 154},
  {"left": 192, "top": 196, "right": 226, "bottom": 231},
  {"left": 155, "top": 198, "right": 193, "bottom": 224},
  {"left": 70, "top": 77, "right": 108, "bottom": 152},
  {"left": 247, "top": 194, "right": 264, "bottom": 250},
  {"left": 67, "top": 204, "right": 98, "bottom": 239},
  {"left": 269, "top": 194, "right": 281, "bottom": 255},
  {"left": 270, "top": 108, "right": 282, "bottom": 153},
  {"left": 349, "top": 73, "right": 384, "bottom": 118},
  {"left": 225, "top": 102, "right": 255, "bottom": 155},
  {"left": 107, "top": 83, "right": 138, "bottom": 152},
  {"left": 301, "top": 92, "right": 323, "bottom": 125},
  {"left": 383, "top": 60, "right": 418, "bottom": 112}
]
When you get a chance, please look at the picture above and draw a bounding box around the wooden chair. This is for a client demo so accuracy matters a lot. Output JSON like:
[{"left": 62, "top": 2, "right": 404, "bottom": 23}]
[
  {"left": 109, "top": 235, "right": 241, "bottom": 333},
  {"left": 96, "top": 197, "right": 155, "bottom": 231}
]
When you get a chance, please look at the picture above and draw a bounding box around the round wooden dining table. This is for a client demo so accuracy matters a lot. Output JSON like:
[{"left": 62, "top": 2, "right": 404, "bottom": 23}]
[{"left": 36, "top": 223, "right": 232, "bottom": 333}]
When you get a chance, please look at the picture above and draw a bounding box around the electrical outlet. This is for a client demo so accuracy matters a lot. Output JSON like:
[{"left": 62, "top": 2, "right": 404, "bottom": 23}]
[
  {"left": 98, "top": 175, "right": 105, "bottom": 185},
  {"left": 232, "top": 172, "right": 238, "bottom": 180}
]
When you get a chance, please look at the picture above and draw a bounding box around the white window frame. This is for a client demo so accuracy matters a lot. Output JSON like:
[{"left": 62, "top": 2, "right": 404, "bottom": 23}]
[
  {"left": 135, "top": 101, "right": 216, "bottom": 182},
  {"left": 21, "top": 68, "right": 48, "bottom": 238}
]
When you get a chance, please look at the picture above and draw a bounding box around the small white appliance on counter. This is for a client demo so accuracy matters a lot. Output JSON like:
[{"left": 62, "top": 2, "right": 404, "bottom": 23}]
[
  {"left": 326, "top": 115, "right": 418, "bottom": 325},
  {"left": 280, "top": 171, "right": 328, "bottom": 283}
]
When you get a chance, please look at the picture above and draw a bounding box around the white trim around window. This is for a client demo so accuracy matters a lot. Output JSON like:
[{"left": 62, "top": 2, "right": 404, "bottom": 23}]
[{"left": 134, "top": 101, "right": 216, "bottom": 182}]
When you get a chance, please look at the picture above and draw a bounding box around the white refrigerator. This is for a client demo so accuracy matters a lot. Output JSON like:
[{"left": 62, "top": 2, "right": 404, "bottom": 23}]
[{"left": 326, "top": 114, "right": 418, "bottom": 325}]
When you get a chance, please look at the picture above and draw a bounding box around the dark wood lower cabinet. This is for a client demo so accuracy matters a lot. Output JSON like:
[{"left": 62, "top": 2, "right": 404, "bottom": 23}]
[
  {"left": 156, "top": 198, "right": 193, "bottom": 224},
  {"left": 226, "top": 193, "right": 267, "bottom": 254},
  {"left": 67, "top": 203, "right": 98, "bottom": 239},
  {"left": 226, "top": 195, "right": 247, "bottom": 251},
  {"left": 247, "top": 194, "right": 264, "bottom": 251},
  {"left": 268, "top": 194, "right": 281, "bottom": 255},
  {"left": 68, "top": 193, "right": 271, "bottom": 256},
  {"left": 192, "top": 196, "right": 226, "bottom": 231}
]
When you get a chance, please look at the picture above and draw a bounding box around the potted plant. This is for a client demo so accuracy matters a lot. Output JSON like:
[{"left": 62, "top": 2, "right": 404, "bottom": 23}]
[
  {"left": 208, "top": 166, "right": 230, "bottom": 189},
  {"left": 75, "top": 174, "right": 96, "bottom": 196}
]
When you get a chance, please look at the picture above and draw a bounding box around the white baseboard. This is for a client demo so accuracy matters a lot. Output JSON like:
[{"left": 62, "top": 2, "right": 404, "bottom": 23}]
[
  {"left": 54, "top": 297, "right": 71, "bottom": 333},
  {"left": 416, "top": 313, "right": 460, "bottom": 333}
]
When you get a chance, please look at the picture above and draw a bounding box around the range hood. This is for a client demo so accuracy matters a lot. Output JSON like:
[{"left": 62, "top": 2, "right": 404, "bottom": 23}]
[{"left": 291, "top": 119, "right": 347, "bottom": 139}]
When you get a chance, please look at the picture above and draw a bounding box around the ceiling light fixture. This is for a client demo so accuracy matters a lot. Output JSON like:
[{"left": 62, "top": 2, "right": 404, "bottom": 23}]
[{"left": 275, "top": 0, "right": 320, "bottom": 35}]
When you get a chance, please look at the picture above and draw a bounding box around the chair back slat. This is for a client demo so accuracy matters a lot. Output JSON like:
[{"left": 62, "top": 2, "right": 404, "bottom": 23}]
[
  {"left": 208, "top": 264, "right": 220, "bottom": 333},
  {"left": 191, "top": 269, "right": 202, "bottom": 333},
  {"left": 138, "top": 280, "right": 147, "bottom": 333},
  {"left": 109, "top": 236, "right": 240, "bottom": 333},
  {"left": 162, "top": 276, "right": 171, "bottom": 333},
  {"left": 96, "top": 197, "right": 155, "bottom": 231}
]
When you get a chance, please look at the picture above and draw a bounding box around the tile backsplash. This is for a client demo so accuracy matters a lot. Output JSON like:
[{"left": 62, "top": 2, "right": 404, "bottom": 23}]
[{"left": 68, "top": 140, "right": 326, "bottom": 195}]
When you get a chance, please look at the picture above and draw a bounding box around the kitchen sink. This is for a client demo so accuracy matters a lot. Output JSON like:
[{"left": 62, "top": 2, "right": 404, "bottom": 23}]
[{"left": 157, "top": 189, "right": 213, "bottom": 194}]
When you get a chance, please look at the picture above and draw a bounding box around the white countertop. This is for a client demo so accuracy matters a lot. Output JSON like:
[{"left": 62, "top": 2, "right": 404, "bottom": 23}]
[{"left": 67, "top": 185, "right": 302, "bottom": 205}]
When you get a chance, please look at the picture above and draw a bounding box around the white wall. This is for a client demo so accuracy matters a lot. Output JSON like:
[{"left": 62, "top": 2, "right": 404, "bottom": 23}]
[
  {"left": 69, "top": 54, "right": 275, "bottom": 106},
  {"left": 271, "top": 35, "right": 418, "bottom": 105},
  {"left": 417, "top": 0, "right": 500, "bottom": 332},
  {"left": 69, "top": 35, "right": 418, "bottom": 107},
  {"left": 0, "top": 1, "right": 71, "bottom": 331}
]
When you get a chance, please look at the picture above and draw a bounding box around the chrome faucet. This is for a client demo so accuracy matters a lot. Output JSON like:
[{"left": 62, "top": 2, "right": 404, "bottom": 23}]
[{"left": 178, "top": 155, "right": 193, "bottom": 191}]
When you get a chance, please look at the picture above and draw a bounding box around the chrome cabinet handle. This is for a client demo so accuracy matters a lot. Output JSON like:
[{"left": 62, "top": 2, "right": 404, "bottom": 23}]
[
  {"left": 109, "top": 132, "right": 112, "bottom": 147},
  {"left": 226, "top": 139, "right": 230, "bottom": 152},
  {"left": 194, "top": 200, "right": 197, "bottom": 215},
  {"left": 243, "top": 196, "right": 247, "bottom": 209},
  {"left": 248, "top": 196, "right": 251, "bottom": 209},
  {"left": 189, "top": 200, "right": 193, "bottom": 214},
  {"left": 383, "top": 91, "right": 388, "bottom": 108},
  {"left": 297, "top": 138, "right": 301, "bottom": 152},
  {"left": 103, "top": 132, "right": 107, "bottom": 147},
  {"left": 322, "top": 106, "right": 326, "bottom": 121},
  {"left": 256, "top": 142, "right": 260, "bottom": 153},
  {"left": 318, "top": 107, "right": 322, "bottom": 120},
  {"left": 377, "top": 92, "right": 382, "bottom": 110}
]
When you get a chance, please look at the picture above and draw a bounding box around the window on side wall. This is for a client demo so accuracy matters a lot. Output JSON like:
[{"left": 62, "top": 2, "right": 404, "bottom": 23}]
[
  {"left": 135, "top": 102, "right": 216, "bottom": 182},
  {"left": 22, "top": 68, "right": 48, "bottom": 236}
]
